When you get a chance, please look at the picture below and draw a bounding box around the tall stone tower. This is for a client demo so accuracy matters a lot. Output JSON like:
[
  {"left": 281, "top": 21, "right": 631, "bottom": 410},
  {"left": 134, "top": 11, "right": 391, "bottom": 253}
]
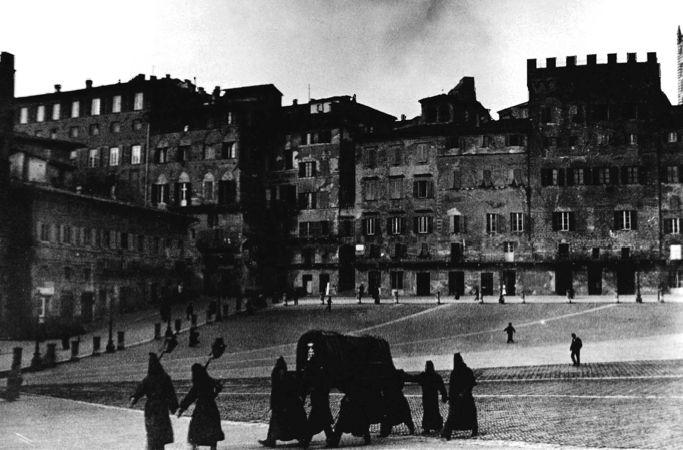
[{"left": 679, "top": 26, "right": 682, "bottom": 105}]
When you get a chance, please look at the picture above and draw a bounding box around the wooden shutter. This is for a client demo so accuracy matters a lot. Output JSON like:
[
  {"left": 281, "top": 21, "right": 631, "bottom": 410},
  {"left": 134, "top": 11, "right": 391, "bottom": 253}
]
[
  {"left": 453, "top": 216, "right": 460, "bottom": 233},
  {"left": 541, "top": 169, "right": 551, "bottom": 186},
  {"left": 552, "top": 212, "right": 560, "bottom": 231},
  {"left": 565, "top": 168, "right": 574, "bottom": 186},
  {"left": 427, "top": 217, "right": 434, "bottom": 233},
  {"left": 413, "top": 181, "right": 419, "bottom": 197},
  {"left": 610, "top": 167, "right": 619, "bottom": 185},
  {"left": 498, "top": 214, "right": 506, "bottom": 233},
  {"left": 569, "top": 212, "right": 576, "bottom": 231},
  {"left": 151, "top": 184, "right": 159, "bottom": 204},
  {"left": 631, "top": 211, "right": 638, "bottom": 230},
  {"left": 614, "top": 211, "right": 622, "bottom": 230},
  {"left": 557, "top": 168, "right": 565, "bottom": 186},
  {"left": 427, "top": 181, "right": 434, "bottom": 198},
  {"left": 298, "top": 163, "right": 305, "bottom": 177},
  {"left": 413, "top": 217, "right": 419, "bottom": 234}
]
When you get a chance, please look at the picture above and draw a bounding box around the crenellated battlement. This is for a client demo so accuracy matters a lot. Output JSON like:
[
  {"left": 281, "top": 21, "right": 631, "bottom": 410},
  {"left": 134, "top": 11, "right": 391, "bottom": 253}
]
[{"left": 527, "top": 52, "right": 657, "bottom": 71}]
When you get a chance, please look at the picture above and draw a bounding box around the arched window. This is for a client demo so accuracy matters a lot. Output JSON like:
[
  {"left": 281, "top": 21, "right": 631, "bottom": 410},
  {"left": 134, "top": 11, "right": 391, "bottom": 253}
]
[
  {"left": 203, "top": 173, "right": 215, "bottom": 202},
  {"left": 176, "top": 172, "right": 192, "bottom": 207},
  {"left": 671, "top": 196, "right": 681, "bottom": 211},
  {"left": 152, "top": 174, "right": 169, "bottom": 205}
]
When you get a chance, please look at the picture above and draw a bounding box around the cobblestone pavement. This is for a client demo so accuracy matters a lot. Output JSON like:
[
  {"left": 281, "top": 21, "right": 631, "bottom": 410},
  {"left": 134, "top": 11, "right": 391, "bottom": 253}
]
[{"left": 22, "top": 359, "right": 683, "bottom": 449}]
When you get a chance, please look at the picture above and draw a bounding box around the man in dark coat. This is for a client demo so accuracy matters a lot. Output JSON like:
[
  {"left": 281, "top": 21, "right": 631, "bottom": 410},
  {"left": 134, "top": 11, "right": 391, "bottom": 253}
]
[
  {"left": 259, "top": 357, "right": 308, "bottom": 447},
  {"left": 177, "top": 364, "right": 224, "bottom": 449},
  {"left": 570, "top": 333, "right": 582, "bottom": 366},
  {"left": 328, "top": 387, "right": 372, "bottom": 447},
  {"left": 130, "top": 353, "right": 179, "bottom": 450},
  {"left": 441, "top": 353, "right": 478, "bottom": 439},
  {"left": 504, "top": 322, "right": 516, "bottom": 343},
  {"left": 406, "top": 360, "right": 448, "bottom": 434},
  {"left": 379, "top": 369, "right": 415, "bottom": 437},
  {"left": 303, "top": 364, "right": 334, "bottom": 446}
]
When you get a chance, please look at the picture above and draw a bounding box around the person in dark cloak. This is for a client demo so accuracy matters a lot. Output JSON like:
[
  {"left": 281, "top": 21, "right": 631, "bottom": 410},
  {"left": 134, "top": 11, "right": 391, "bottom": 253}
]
[
  {"left": 303, "top": 364, "right": 334, "bottom": 446},
  {"left": 129, "top": 353, "right": 179, "bottom": 450},
  {"left": 328, "top": 387, "right": 372, "bottom": 447},
  {"left": 379, "top": 369, "right": 415, "bottom": 437},
  {"left": 177, "top": 363, "right": 225, "bottom": 450},
  {"left": 441, "top": 353, "right": 478, "bottom": 440},
  {"left": 504, "top": 322, "right": 516, "bottom": 343},
  {"left": 259, "top": 357, "right": 308, "bottom": 447},
  {"left": 405, "top": 360, "right": 448, "bottom": 434},
  {"left": 570, "top": 333, "right": 582, "bottom": 366}
]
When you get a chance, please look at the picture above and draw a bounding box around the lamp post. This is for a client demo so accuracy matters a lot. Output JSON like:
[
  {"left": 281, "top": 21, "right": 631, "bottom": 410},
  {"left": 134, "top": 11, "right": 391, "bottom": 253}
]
[{"left": 105, "top": 293, "right": 115, "bottom": 353}]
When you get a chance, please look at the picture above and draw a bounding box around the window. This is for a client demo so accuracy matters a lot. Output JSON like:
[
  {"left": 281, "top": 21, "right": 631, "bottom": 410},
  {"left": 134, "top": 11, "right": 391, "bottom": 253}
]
[
  {"left": 413, "top": 179, "right": 434, "bottom": 198},
  {"left": 50, "top": 129, "right": 58, "bottom": 139},
  {"left": 503, "top": 241, "right": 515, "bottom": 253},
  {"left": 90, "top": 123, "right": 100, "bottom": 136},
  {"left": 621, "top": 166, "right": 639, "bottom": 184},
  {"left": 176, "top": 180, "right": 191, "bottom": 207},
  {"left": 298, "top": 192, "right": 316, "bottom": 209},
  {"left": 614, "top": 210, "right": 637, "bottom": 230},
  {"left": 416, "top": 144, "right": 428, "bottom": 163},
  {"left": 218, "top": 179, "right": 237, "bottom": 205},
  {"left": 628, "top": 133, "right": 638, "bottom": 145},
  {"left": 137, "top": 235, "right": 145, "bottom": 252},
  {"left": 36, "top": 105, "right": 45, "bottom": 122},
  {"left": 451, "top": 215, "right": 466, "bottom": 233},
  {"left": 301, "top": 249, "right": 314, "bottom": 267},
  {"left": 110, "top": 122, "right": 121, "bottom": 133},
  {"left": 120, "top": 232, "right": 129, "bottom": 250},
  {"left": 450, "top": 243, "right": 463, "bottom": 262},
  {"left": 52, "top": 103, "right": 60, "bottom": 121},
  {"left": 130, "top": 145, "right": 142, "bottom": 165},
  {"left": 112, "top": 95, "right": 122, "bottom": 113},
  {"left": 299, "top": 161, "right": 316, "bottom": 178},
  {"left": 671, "top": 246, "right": 682, "bottom": 261},
  {"left": 388, "top": 177, "right": 403, "bottom": 199},
  {"left": 481, "top": 169, "right": 493, "bottom": 187},
  {"left": 559, "top": 243, "right": 570, "bottom": 258},
  {"left": 88, "top": 149, "right": 100, "bottom": 168},
  {"left": 486, "top": 213, "right": 498, "bottom": 234},
  {"left": 222, "top": 142, "right": 236, "bottom": 159},
  {"left": 363, "top": 179, "right": 379, "bottom": 201},
  {"left": 394, "top": 243, "right": 407, "bottom": 259},
  {"left": 592, "top": 248, "right": 600, "bottom": 259},
  {"left": 481, "top": 136, "right": 490, "bottom": 148},
  {"left": 416, "top": 216, "right": 433, "bottom": 234},
  {"left": 133, "top": 92, "right": 144, "bottom": 110},
  {"left": 452, "top": 169, "right": 461, "bottom": 189},
  {"left": 665, "top": 218, "right": 680, "bottom": 234},
  {"left": 541, "top": 168, "right": 565, "bottom": 186},
  {"left": 71, "top": 100, "right": 80, "bottom": 118},
  {"left": 152, "top": 183, "right": 169, "bottom": 205},
  {"left": 419, "top": 243, "right": 430, "bottom": 257},
  {"left": 109, "top": 147, "right": 119, "bottom": 166},
  {"left": 204, "top": 144, "right": 216, "bottom": 160},
  {"left": 132, "top": 119, "right": 143, "bottom": 131},
  {"left": 69, "top": 150, "right": 78, "bottom": 160},
  {"left": 390, "top": 271, "right": 404, "bottom": 290},
  {"left": 512, "top": 168, "right": 523, "bottom": 185},
  {"left": 390, "top": 146, "right": 402, "bottom": 165},
  {"left": 91, "top": 98, "right": 101, "bottom": 116},
  {"left": 19, "top": 107, "right": 28, "bottom": 124},
  {"left": 667, "top": 166, "right": 680, "bottom": 183},
  {"left": 203, "top": 174, "right": 215, "bottom": 202},
  {"left": 552, "top": 211, "right": 574, "bottom": 231},
  {"left": 369, "top": 244, "right": 381, "bottom": 258},
  {"left": 572, "top": 168, "right": 585, "bottom": 185},
  {"left": 364, "top": 217, "right": 377, "bottom": 236},
  {"left": 155, "top": 148, "right": 168, "bottom": 164},
  {"left": 39, "top": 223, "right": 50, "bottom": 241},
  {"left": 364, "top": 147, "right": 377, "bottom": 168},
  {"left": 387, "top": 216, "right": 405, "bottom": 235},
  {"left": 339, "top": 218, "right": 354, "bottom": 237},
  {"left": 668, "top": 132, "right": 679, "bottom": 143},
  {"left": 541, "top": 107, "right": 552, "bottom": 123},
  {"left": 62, "top": 225, "right": 73, "bottom": 244},
  {"left": 597, "top": 167, "right": 610, "bottom": 184},
  {"left": 507, "top": 134, "right": 525, "bottom": 146},
  {"left": 510, "top": 213, "right": 525, "bottom": 232}
]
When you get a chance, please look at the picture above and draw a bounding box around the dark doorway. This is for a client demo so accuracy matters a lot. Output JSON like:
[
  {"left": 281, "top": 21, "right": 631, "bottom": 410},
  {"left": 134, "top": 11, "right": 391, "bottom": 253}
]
[
  {"left": 319, "top": 273, "right": 330, "bottom": 294},
  {"left": 503, "top": 270, "right": 516, "bottom": 295},
  {"left": 368, "top": 271, "right": 381, "bottom": 297},
  {"left": 302, "top": 274, "right": 313, "bottom": 294},
  {"left": 450, "top": 243, "right": 463, "bottom": 263},
  {"left": 80, "top": 292, "right": 94, "bottom": 323},
  {"left": 448, "top": 271, "right": 464, "bottom": 296},
  {"left": 617, "top": 266, "right": 635, "bottom": 295},
  {"left": 588, "top": 265, "right": 602, "bottom": 295},
  {"left": 338, "top": 244, "right": 355, "bottom": 292},
  {"left": 481, "top": 272, "right": 494, "bottom": 296},
  {"left": 555, "top": 265, "right": 573, "bottom": 295},
  {"left": 416, "top": 272, "right": 430, "bottom": 296},
  {"left": 61, "top": 291, "right": 74, "bottom": 319}
]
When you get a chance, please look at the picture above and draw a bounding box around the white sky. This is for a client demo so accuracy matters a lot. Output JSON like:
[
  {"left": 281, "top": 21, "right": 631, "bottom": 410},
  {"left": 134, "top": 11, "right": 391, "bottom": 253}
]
[{"left": 2, "top": 0, "right": 682, "bottom": 119}]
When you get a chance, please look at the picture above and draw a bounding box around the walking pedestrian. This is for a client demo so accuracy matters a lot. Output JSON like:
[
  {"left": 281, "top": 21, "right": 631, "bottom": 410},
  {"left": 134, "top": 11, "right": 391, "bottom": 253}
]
[
  {"left": 259, "top": 357, "right": 308, "bottom": 447},
  {"left": 328, "top": 387, "right": 372, "bottom": 447},
  {"left": 504, "top": 322, "right": 516, "bottom": 343},
  {"left": 405, "top": 361, "right": 447, "bottom": 435},
  {"left": 303, "top": 364, "right": 334, "bottom": 446},
  {"left": 177, "top": 364, "right": 225, "bottom": 450},
  {"left": 379, "top": 370, "right": 415, "bottom": 437},
  {"left": 326, "top": 296, "right": 332, "bottom": 311},
  {"left": 357, "top": 284, "right": 364, "bottom": 304},
  {"left": 130, "top": 353, "right": 179, "bottom": 450},
  {"left": 441, "top": 353, "right": 478, "bottom": 440},
  {"left": 570, "top": 333, "right": 582, "bottom": 366}
]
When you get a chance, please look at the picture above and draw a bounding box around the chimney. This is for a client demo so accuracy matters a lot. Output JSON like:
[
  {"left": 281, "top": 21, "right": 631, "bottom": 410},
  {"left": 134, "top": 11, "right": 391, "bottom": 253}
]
[
  {"left": 292, "top": 99, "right": 298, "bottom": 105},
  {"left": 85, "top": 79, "right": 93, "bottom": 89},
  {"left": 647, "top": 52, "right": 657, "bottom": 63},
  {"left": 212, "top": 86, "right": 221, "bottom": 100},
  {"left": 627, "top": 52, "right": 636, "bottom": 63},
  {"left": 526, "top": 58, "right": 537, "bottom": 70},
  {"left": 400, "top": 114, "right": 406, "bottom": 121},
  {"left": 607, "top": 53, "right": 617, "bottom": 64},
  {"left": 1, "top": 52, "right": 16, "bottom": 167},
  {"left": 545, "top": 57, "right": 556, "bottom": 69},
  {"left": 566, "top": 56, "right": 576, "bottom": 67},
  {"left": 165, "top": 74, "right": 171, "bottom": 79},
  {"left": 54, "top": 84, "right": 61, "bottom": 93},
  {"left": 587, "top": 54, "right": 597, "bottom": 65}
]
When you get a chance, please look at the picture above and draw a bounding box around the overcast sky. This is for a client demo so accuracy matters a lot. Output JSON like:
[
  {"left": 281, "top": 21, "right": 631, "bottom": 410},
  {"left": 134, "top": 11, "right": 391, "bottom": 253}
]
[{"left": 2, "top": 0, "right": 682, "bottom": 119}]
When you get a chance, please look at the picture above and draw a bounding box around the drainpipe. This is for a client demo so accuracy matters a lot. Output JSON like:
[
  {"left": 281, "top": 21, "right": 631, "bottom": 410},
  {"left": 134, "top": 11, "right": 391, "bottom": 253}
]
[{"left": 144, "top": 120, "right": 151, "bottom": 206}]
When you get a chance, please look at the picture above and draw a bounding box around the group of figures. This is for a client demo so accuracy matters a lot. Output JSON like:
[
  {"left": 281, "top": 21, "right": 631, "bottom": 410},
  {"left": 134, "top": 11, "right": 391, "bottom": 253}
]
[
  {"left": 259, "top": 353, "right": 478, "bottom": 448},
  {"left": 130, "top": 353, "right": 224, "bottom": 450}
]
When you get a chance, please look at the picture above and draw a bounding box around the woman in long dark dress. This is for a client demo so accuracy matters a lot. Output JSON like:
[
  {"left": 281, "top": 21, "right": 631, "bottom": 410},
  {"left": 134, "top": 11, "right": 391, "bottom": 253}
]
[
  {"left": 129, "top": 353, "right": 179, "bottom": 450},
  {"left": 441, "top": 353, "right": 478, "bottom": 439},
  {"left": 177, "top": 363, "right": 225, "bottom": 450},
  {"left": 379, "top": 369, "right": 415, "bottom": 437},
  {"left": 409, "top": 360, "right": 448, "bottom": 434},
  {"left": 259, "top": 357, "right": 308, "bottom": 447},
  {"left": 304, "top": 364, "right": 334, "bottom": 446},
  {"left": 329, "top": 387, "right": 372, "bottom": 447}
]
